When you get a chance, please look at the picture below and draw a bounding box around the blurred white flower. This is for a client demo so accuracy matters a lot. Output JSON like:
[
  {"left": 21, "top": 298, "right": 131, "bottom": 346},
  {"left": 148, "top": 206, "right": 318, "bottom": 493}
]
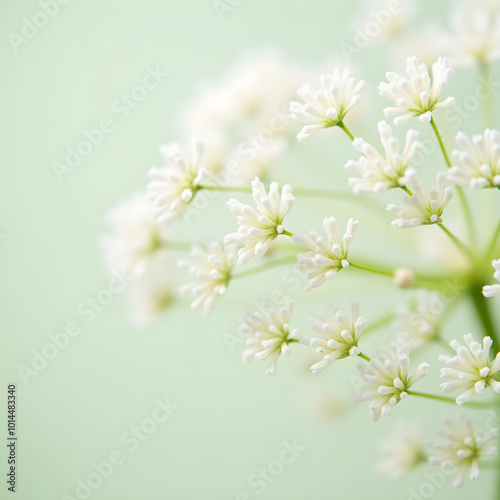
[
  {"left": 225, "top": 177, "right": 294, "bottom": 265},
  {"left": 345, "top": 120, "right": 421, "bottom": 195},
  {"left": 379, "top": 56, "right": 455, "bottom": 125},
  {"left": 148, "top": 141, "right": 211, "bottom": 225},
  {"left": 103, "top": 193, "right": 164, "bottom": 278},
  {"left": 301, "top": 303, "right": 367, "bottom": 374},
  {"left": 377, "top": 422, "right": 426, "bottom": 479},
  {"left": 179, "top": 241, "right": 237, "bottom": 314},
  {"left": 397, "top": 291, "right": 443, "bottom": 349},
  {"left": 429, "top": 416, "right": 498, "bottom": 487},
  {"left": 387, "top": 172, "right": 453, "bottom": 228},
  {"left": 449, "top": 129, "right": 500, "bottom": 189},
  {"left": 241, "top": 297, "right": 299, "bottom": 376},
  {"left": 439, "top": 333, "right": 500, "bottom": 405},
  {"left": 354, "top": 347, "right": 429, "bottom": 421},
  {"left": 483, "top": 259, "right": 500, "bottom": 297},
  {"left": 449, "top": 1, "right": 500, "bottom": 67},
  {"left": 289, "top": 68, "right": 366, "bottom": 140},
  {"left": 293, "top": 217, "right": 358, "bottom": 291}
]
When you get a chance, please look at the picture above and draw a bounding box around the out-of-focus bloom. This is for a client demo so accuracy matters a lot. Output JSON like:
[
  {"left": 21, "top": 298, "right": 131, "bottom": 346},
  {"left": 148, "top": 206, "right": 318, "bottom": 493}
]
[
  {"left": 397, "top": 291, "right": 443, "bottom": 349},
  {"left": 289, "top": 68, "right": 366, "bottom": 140},
  {"left": 345, "top": 121, "right": 421, "bottom": 194},
  {"left": 429, "top": 416, "right": 498, "bottom": 487},
  {"left": 377, "top": 423, "right": 426, "bottom": 479},
  {"left": 439, "top": 333, "right": 500, "bottom": 404},
  {"left": 483, "top": 259, "right": 500, "bottom": 297},
  {"left": 393, "top": 267, "right": 415, "bottom": 288},
  {"left": 148, "top": 141, "right": 210, "bottom": 225},
  {"left": 449, "top": 1, "right": 500, "bottom": 66},
  {"left": 301, "top": 303, "right": 367, "bottom": 374},
  {"left": 354, "top": 347, "right": 429, "bottom": 421},
  {"left": 379, "top": 56, "right": 455, "bottom": 125},
  {"left": 225, "top": 177, "right": 294, "bottom": 265},
  {"left": 387, "top": 172, "right": 453, "bottom": 228},
  {"left": 103, "top": 193, "right": 164, "bottom": 278},
  {"left": 293, "top": 217, "right": 358, "bottom": 291},
  {"left": 179, "top": 241, "right": 237, "bottom": 314},
  {"left": 241, "top": 297, "right": 299, "bottom": 376},
  {"left": 449, "top": 129, "right": 500, "bottom": 189}
]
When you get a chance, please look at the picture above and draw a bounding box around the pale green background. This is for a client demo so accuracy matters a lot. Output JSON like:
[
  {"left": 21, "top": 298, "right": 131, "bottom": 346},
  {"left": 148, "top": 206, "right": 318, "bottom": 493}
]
[{"left": 0, "top": 0, "right": 499, "bottom": 499}]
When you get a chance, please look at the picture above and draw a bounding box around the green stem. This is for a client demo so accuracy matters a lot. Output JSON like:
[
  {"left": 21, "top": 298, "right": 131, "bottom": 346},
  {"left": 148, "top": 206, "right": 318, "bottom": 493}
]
[
  {"left": 401, "top": 185, "right": 413, "bottom": 196},
  {"left": 231, "top": 255, "right": 296, "bottom": 279},
  {"left": 358, "top": 352, "right": 371, "bottom": 362},
  {"left": 468, "top": 284, "right": 500, "bottom": 349},
  {"left": 349, "top": 262, "right": 394, "bottom": 277},
  {"left": 337, "top": 121, "right": 355, "bottom": 141},
  {"left": 281, "top": 230, "right": 293, "bottom": 237},
  {"left": 408, "top": 391, "right": 492, "bottom": 409},
  {"left": 430, "top": 117, "right": 451, "bottom": 168},
  {"left": 438, "top": 224, "right": 476, "bottom": 262},
  {"left": 486, "top": 218, "right": 500, "bottom": 259},
  {"left": 362, "top": 312, "right": 396, "bottom": 336}
]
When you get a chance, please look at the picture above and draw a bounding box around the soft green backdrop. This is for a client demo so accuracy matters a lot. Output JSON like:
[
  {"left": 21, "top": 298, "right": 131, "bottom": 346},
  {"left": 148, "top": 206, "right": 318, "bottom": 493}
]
[{"left": 0, "top": 0, "right": 498, "bottom": 499}]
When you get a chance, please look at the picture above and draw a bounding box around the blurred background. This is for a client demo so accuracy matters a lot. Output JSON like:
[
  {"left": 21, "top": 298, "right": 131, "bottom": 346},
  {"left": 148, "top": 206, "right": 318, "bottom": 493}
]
[{"left": 1, "top": 0, "right": 499, "bottom": 499}]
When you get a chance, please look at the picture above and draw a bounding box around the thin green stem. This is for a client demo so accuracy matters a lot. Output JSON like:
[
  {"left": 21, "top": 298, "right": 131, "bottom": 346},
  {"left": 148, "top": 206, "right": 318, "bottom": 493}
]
[
  {"left": 349, "top": 262, "right": 394, "bottom": 277},
  {"left": 362, "top": 312, "right": 396, "bottom": 336},
  {"left": 408, "top": 391, "right": 492, "bottom": 409},
  {"left": 198, "top": 185, "right": 249, "bottom": 192},
  {"left": 231, "top": 255, "right": 296, "bottom": 280},
  {"left": 430, "top": 117, "right": 451, "bottom": 168},
  {"left": 358, "top": 352, "right": 371, "bottom": 362},
  {"left": 439, "top": 224, "right": 476, "bottom": 262},
  {"left": 281, "top": 230, "right": 293, "bottom": 237},
  {"left": 401, "top": 185, "right": 413, "bottom": 196},
  {"left": 486, "top": 218, "right": 500, "bottom": 259},
  {"left": 468, "top": 284, "right": 500, "bottom": 349},
  {"left": 337, "top": 121, "right": 355, "bottom": 141}
]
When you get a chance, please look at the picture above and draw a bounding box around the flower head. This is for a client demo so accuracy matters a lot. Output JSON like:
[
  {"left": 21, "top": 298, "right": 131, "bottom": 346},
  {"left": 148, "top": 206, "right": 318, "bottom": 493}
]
[
  {"left": 241, "top": 297, "right": 299, "bottom": 376},
  {"left": 483, "top": 259, "right": 500, "bottom": 297},
  {"left": 345, "top": 121, "right": 421, "bottom": 194},
  {"left": 147, "top": 141, "right": 210, "bottom": 225},
  {"left": 429, "top": 416, "right": 498, "bottom": 487},
  {"left": 289, "top": 68, "right": 366, "bottom": 140},
  {"left": 377, "top": 422, "right": 426, "bottom": 479},
  {"left": 379, "top": 56, "right": 455, "bottom": 125},
  {"left": 225, "top": 177, "right": 294, "bottom": 265},
  {"left": 449, "top": 129, "right": 500, "bottom": 189},
  {"left": 301, "top": 303, "right": 367, "bottom": 374},
  {"left": 179, "top": 241, "right": 237, "bottom": 314},
  {"left": 102, "top": 193, "right": 164, "bottom": 278},
  {"left": 387, "top": 172, "right": 453, "bottom": 228},
  {"left": 354, "top": 347, "right": 429, "bottom": 421},
  {"left": 439, "top": 333, "right": 500, "bottom": 404},
  {"left": 293, "top": 217, "right": 358, "bottom": 291}
]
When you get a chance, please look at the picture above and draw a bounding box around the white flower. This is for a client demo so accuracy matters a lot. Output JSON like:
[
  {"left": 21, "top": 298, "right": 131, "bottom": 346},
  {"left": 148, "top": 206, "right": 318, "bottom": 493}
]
[
  {"left": 345, "top": 121, "right": 421, "bottom": 194},
  {"left": 377, "top": 423, "right": 426, "bottom": 479},
  {"left": 241, "top": 297, "right": 299, "bottom": 376},
  {"left": 449, "top": 1, "right": 500, "bottom": 67},
  {"left": 387, "top": 172, "right": 453, "bottom": 228},
  {"left": 301, "top": 303, "right": 367, "bottom": 374},
  {"left": 354, "top": 347, "right": 429, "bottom": 421},
  {"left": 429, "top": 416, "right": 498, "bottom": 487},
  {"left": 379, "top": 56, "right": 455, "bottom": 125},
  {"left": 102, "top": 193, "right": 164, "bottom": 278},
  {"left": 293, "top": 217, "right": 358, "bottom": 291},
  {"left": 397, "top": 291, "right": 443, "bottom": 349},
  {"left": 289, "top": 68, "right": 366, "bottom": 140},
  {"left": 483, "top": 259, "right": 500, "bottom": 297},
  {"left": 449, "top": 129, "right": 500, "bottom": 189},
  {"left": 179, "top": 241, "right": 237, "bottom": 314},
  {"left": 225, "top": 177, "right": 294, "bottom": 265},
  {"left": 147, "top": 141, "right": 210, "bottom": 225},
  {"left": 439, "top": 333, "right": 500, "bottom": 405}
]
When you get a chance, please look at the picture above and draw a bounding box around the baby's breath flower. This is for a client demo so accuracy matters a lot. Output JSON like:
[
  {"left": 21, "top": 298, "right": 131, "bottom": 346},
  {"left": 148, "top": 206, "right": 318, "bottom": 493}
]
[
  {"left": 449, "top": 129, "right": 500, "bottom": 189},
  {"left": 483, "top": 259, "right": 500, "bottom": 297},
  {"left": 148, "top": 141, "right": 210, "bottom": 225},
  {"left": 379, "top": 56, "right": 455, "bottom": 125},
  {"left": 301, "top": 303, "right": 367, "bottom": 374},
  {"left": 179, "top": 241, "right": 237, "bottom": 314},
  {"left": 225, "top": 177, "right": 294, "bottom": 265},
  {"left": 293, "top": 217, "right": 358, "bottom": 291},
  {"left": 377, "top": 422, "right": 426, "bottom": 479},
  {"left": 429, "top": 416, "right": 498, "bottom": 487},
  {"left": 289, "top": 68, "right": 366, "bottom": 140},
  {"left": 345, "top": 120, "right": 421, "bottom": 194},
  {"left": 439, "top": 333, "right": 500, "bottom": 405},
  {"left": 354, "top": 347, "right": 429, "bottom": 421},
  {"left": 241, "top": 297, "right": 299, "bottom": 376},
  {"left": 387, "top": 172, "right": 453, "bottom": 228}
]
